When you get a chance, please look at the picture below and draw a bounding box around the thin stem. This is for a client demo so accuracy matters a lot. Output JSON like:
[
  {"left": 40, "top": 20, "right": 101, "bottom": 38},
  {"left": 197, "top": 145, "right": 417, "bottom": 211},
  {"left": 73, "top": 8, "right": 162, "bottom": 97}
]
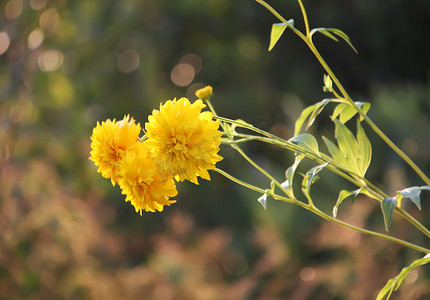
[
  {"left": 222, "top": 127, "right": 430, "bottom": 240},
  {"left": 213, "top": 168, "right": 264, "bottom": 194},
  {"left": 306, "top": 204, "right": 430, "bottom": 254},
  {"left": 306, "top": 37, "right": 430, "bottom": 186},
  {"left": 231, "top": 144, "right": 292, "bottom": 198},
  {"left": 214, "top": 167, "right": 430, "bottom": 254},
  {"left": 254, "top": 0, "right": 307, "bottom": 42},
  {"left": 297, "top": 0, "right": 310, "bottom": 37}
]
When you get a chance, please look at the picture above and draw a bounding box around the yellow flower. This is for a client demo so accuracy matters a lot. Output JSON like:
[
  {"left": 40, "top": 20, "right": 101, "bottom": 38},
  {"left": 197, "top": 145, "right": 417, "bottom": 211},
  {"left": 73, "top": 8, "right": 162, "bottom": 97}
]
[
  {"left": 90, "top": 115, "right": 141, "bottom": 186},
  {"left": 118, "top": 143, "right": 177, "bottom": 214},
  {"left": 145, "top": 97, "right": 223, "bottom": 184},
  {"left": 195, "top": 85, "right": 213, "bottom": 100}
]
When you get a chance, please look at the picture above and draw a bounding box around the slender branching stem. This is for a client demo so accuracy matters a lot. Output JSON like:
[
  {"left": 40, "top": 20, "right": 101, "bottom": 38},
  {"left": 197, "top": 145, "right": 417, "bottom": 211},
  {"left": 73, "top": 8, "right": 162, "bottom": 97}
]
[
  {"left": 213, "top": 168, "right": 430, "bottom": 254},
  {"left": 254, "top": 0, "right": 430, "bottom": 185}
]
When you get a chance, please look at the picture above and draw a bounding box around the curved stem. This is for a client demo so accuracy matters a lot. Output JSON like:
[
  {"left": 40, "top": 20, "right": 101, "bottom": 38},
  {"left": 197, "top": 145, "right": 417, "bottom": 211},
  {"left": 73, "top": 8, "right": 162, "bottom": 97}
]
[
  {"left": 214, "top": 168, "right": 430, "bottom": 254},
  {"left": 306, "top": 36, "right": 430, "bottom": 186},
  {"left": 255, "top": 0, "right": 430, "bottom": 186},
  {"left": 220, "top": 123, "right": 430, "bottom": 240},
  {"left": 304, "top": 203, "right": 430, "bottom": 254},
  {"left": 254, "top": 0, "right": 307, "bottom": 43},
  {"left": 297, "top": 0, "right": 310, "bottom": 37}
]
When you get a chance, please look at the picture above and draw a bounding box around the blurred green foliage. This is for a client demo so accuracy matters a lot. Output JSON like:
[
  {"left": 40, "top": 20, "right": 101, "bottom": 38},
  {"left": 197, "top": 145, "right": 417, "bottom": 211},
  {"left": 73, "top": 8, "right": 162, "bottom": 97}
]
[{"left": 0, "top": 0, "right": 429, "bottom": 299}]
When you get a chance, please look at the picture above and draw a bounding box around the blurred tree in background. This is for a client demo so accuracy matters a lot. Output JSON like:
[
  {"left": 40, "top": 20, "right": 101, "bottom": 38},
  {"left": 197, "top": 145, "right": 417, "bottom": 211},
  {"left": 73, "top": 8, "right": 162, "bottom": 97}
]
[{"left": 0, "top": 0, "right": 429, "bottom": 299}]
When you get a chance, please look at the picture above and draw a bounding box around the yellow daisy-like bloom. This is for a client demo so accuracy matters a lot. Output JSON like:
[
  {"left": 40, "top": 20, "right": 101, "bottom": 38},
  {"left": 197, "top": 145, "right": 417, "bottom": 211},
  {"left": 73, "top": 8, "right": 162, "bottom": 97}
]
[
  {"left": 118, "top": 143, "right": 177, "bottom": 214},
  {"left": 145, "top": 97, "right": 223, "bottom": 184},
  {"left": 195, "top": 85, "right": 213, "bottom": 100},
  {"left": 90, "top": 115, "right": 141, "bottom": 186}
]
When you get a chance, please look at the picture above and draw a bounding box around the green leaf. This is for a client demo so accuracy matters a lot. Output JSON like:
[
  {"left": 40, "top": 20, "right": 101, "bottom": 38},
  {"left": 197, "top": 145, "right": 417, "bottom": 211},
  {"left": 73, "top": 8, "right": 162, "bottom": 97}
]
[
  {"left": 323, "top": 74, "right": 333, "bottom": 92},
  {"left": 332, "top": 187, "right": 374, "bottom": 217},
  {"left": 314, "top": 27, "right": 358, "bottom": 53},
  {"left": 356, "top": 102, "right": 371, "bottom": 121},
  {"left": 333, "top": 190, "right": 354, "bottom": 217},
  {"left": 302, "top": 162, "right": 328, "bottom": 203},
  {"left": 322, "top": 136, "right": 349, "bottom": 168},
  {"left": 332, "top": 102, "right": 371, "bottom": 124},
  {"left": 397, "top": 185, "right": 430, "bottom": 210},
  {"left": 294, "top": 105, "right": 316, "bottom": 136},
  {"left": 319, "top": 29, "right": 339, "bottom": 42},
  {"left": 381, "top": 197, "right": 397, "bottom": 231},
  {"left": 268, "top": 20, "right": 294, "bottom": 51},
  {"left": 231, "top": 119, "right": 254, "bottom": 131},
  {"left": 258, "top": 191, "right": 268, "bottom": 210},
  {"left": 294, "top": 99, "right": 331, "bottom": 136},
  {"left": 281, "top": 155, "right": 304, "bottom": 199},
  {"left": 270, "top": 181, "right": 276, "bottom": 193},
  {"left": 377, "top": 254, "right": 430, "bottom": 300},
  {"left": 290, "top": 133, "right": 319, "bottom": 154},
  {"left": 356, "top": 120, "right": 372, "bottom": 176},
  {"left": 223, "top": 123, "right": 234, "bottom": 139},
  {"left": 306, "top": 99, "right": 331, "bottom": 130},
  {"left": 334, "top": 119, "right": 361, "bottom": 173}
]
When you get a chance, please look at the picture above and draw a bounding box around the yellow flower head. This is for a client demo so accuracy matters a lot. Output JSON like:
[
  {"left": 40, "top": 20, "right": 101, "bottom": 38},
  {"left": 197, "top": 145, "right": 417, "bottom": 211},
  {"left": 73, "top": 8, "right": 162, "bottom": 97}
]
[
  {"left": 118, "top": 143, "right": 177, "bottom": 214},
  {"left": 145, "top": 97, "right": 223, "bottom": 184},
  {"left": 90, "top": 115, "right": 141, "bottom": 186},
  {"left": 195, "top": 85, "right": 213, "bottom": 100}
]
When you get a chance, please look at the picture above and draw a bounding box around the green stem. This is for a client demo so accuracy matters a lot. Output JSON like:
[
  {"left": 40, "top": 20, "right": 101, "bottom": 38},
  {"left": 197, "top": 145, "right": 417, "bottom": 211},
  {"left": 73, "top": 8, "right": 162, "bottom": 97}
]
[
  {"left": 230, "top": 144, "right": 292, "bottom": 198},
  {"left": 221, "top": 126, "right": 430, "bottom": 240},
  {"left": 254, "top": 0, "right": 307, "bottom": 42},
  {"left": 255, "top": 0, "right": 430, "bottom": 186},
  {"left": 214, "top": 168, "right": 430, "bottom": 254},
  {"left": 297, "top": 0, "right": 310, "bottom": 37},
  {"left": 306, "top": 43, "right": 430, "bottom": 186},
  {"left": 305, "top": 204, "right": 430, "bottom": 254},
  {"left": 213, "top": 168, "right": 264, "bottom": 194}
]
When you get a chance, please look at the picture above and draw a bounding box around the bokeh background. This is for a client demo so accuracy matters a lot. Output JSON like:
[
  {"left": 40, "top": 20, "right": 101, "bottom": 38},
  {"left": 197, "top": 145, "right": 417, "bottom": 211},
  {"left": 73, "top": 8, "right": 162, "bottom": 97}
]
[{"left": 1, "top": 0, "right": 430, "bottom": 299}]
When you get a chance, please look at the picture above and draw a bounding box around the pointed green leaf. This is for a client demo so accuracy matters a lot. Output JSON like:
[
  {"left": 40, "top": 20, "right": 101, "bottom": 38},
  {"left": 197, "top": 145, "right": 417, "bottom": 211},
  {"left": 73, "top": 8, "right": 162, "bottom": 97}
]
[
  {"left": 356, "top": 120, "right": 372, "bottom": 176},
  {"left": 331, "top": 103, "right": 349, "bottom": 121},
  {"left": 270, "top": 181, "right": 276, "bottom": 193},
  {"left": 290, "top": 133, "right": 319, "bottom": 154},
  {"left": 356, "top": 102, "right": 371, "bottom": 121},
  {"left": 269, "top": 23, "right": 286, "bottom": 51},
  {"left": 381, "top": 197, "right": 397, "bottom": 231},
  {"left": 322, "top": 28, "right": 358, "bottom": 53},
  {"left": 258, "top": 191, "right": 268, "bottom": 210},
  {"left": 334, "top": 119, "right": 362, "bottom": 174},
  {"left": 333, "top": 190, "right": 355, "bottom": 217},
  {"left": 294, "top": 104, "right": 316, "bottom": 136},
  {"left": 306, "top": 99, "right": 331, "bottom": 130},
  {"left": 294, "top": 99, "right": 332, "bottom": 136},
  {"left": 397, "top": 186, "right": 430, "bottom": 210},
  {"left": 319, "top": 29, "right": 339, "bottom": 42},
  {"left": 323, "top": 74, "right": 333, "bottom": 92},
  {"left": 302, "top": 163, "right": 328, "bottom": 203},
  {"left": 322, "top": 136, "right": 349, "bottom": 168},
  {"left": 281, "top": 155, "right": 304, "bottom": 198},
  {"left": 333, "top": 187, "right": 375, "bottom": 217},
  {"left": 377, "top": 254, "right": 430, "bottom": 300},
  {"left": 231, "top": 119, "right": 254, "bottom": 131},
  {"left": 332, "top": 102, "right": 371, "bottom": 124}
]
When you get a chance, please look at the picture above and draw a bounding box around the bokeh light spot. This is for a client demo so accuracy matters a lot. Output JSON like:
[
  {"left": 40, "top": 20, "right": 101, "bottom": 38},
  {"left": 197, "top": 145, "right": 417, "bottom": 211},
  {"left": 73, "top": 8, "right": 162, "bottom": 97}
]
[
  {"left": 0, "top": 32, "right": 11, "bottom": 55},
  {"left": 39, "top": 8, "right": 59, "bottom": 32},
  {"left": 179, "top": 53, "right": 202, "bottom": 74},
  {"left": 5, "top": 0, "right": 23, "bottom": 20},
  {"left": 170, "top": 63, "right": 194, "bottom": 87},
  {"left": 117, "top": 50, "right": 140, "bottom": 73},
  {"left": 30, "top": 0, "right": 48, "bottom": 10},
  {"left": 38, "top": 49, "right": 64, "bottom": 72},
  {"left": 300, "top": 267, "right": 316, "bottom": 282},
  {"left": 27, "top": 29, "right": 44, "bottom": 50}
]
